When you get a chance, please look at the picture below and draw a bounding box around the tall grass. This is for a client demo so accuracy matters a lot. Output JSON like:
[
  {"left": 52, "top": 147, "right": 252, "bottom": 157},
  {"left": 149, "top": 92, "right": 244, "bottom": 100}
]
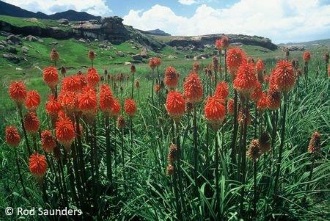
[{"left": 0, "top": 44, "right": 329, "bottom": 221}]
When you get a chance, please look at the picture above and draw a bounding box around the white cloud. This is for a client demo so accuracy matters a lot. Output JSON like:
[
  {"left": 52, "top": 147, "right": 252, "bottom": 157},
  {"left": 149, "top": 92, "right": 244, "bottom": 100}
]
[
  {"left": 178, "top": 0, "right": 197, "bottom": 5},
  {"left": 124, "top": 0, "right": 330, "bottom": 43},
  {"left": 3, "top": 0, "right": 112, "bottom": 16}
]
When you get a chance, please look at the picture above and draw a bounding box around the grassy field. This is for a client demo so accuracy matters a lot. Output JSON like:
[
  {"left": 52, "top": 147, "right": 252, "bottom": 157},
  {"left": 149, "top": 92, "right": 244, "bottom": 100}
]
[{"left": 0, "top": 34, "right": 329, "bottom": 220}]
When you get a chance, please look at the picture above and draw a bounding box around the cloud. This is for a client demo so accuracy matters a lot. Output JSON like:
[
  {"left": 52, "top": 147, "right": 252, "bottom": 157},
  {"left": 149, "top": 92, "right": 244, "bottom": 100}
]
[
  {"left": 3, "top": 0, "right": 112, "bottom": 16},
  {"left": 124, "top": 0, "right": 330, "bottom": 43},
  {"left": 178, "top": 0, "right": 197, "bottom": 5}
]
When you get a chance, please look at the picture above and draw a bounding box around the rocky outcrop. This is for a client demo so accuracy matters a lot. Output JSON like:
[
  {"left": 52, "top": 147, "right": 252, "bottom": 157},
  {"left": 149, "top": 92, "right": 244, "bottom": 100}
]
[{"left": 167, "top": 34, "right": 278, "bottom": 51}]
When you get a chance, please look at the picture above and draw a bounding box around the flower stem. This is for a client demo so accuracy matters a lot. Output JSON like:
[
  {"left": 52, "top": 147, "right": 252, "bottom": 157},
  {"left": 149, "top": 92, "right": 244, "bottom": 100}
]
[
  {"left": 253, "top": 160, "right": 258, "bottom": 219},
  {"left": 273, "top": 93, "right": 288, "bottom": 198},
  {"left": 105, "top": 115, "right": 112, "bottom": 183},
  {"left": 14, "top": 149, "right": 28, "bottom": 198},
  {"left": 193, "top": 105, "right": 199, "bottom": 195},
  {"left": 230, "top": 90, "right": 238, "bottom": 173}
]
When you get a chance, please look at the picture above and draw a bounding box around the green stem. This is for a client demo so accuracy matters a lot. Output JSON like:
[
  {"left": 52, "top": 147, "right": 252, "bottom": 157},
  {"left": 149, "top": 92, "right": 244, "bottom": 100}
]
[
  {"left": 273, "top": 93, "right": 288, "bottom": 197},
  {"left": 215, "top": 130, "right": 220, "bottom": 219},
  {"left": 193, "top": 105, "right": 198, "bottom": 195},
  {"left": 306, "top": 155, "right": 315, "bottom": 193},
  {"left": 14, "top": 149, "right": 28, "bottom": 198},
  {"left": 18, "top": 108, "right": 31, "bottom": 156},
  {"left": 240, "top": 99, "right": 248, "bottom": 217},
  {"left": 230, "top": 90, "right": 238, "bottom": 172},
  {"left": 253, "top": 160, "right": 258, "bottom": 219},
  {"left": 131, "top": 73, "right": 135, "bottom": 99},
  {"left": 105, "top": 115, "right": 112, "bottom": 183}
]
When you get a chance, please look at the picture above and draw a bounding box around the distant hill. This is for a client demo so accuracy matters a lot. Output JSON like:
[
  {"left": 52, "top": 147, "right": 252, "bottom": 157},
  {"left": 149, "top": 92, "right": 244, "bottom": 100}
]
[
  {"left": 142, "top": 29, "right": 171, "bottom": 36},
  {"left": 0, "top": 1, "right": 48, "bottom": 19},
  {"left": 48, "top": 10, "right": 101, "bottom": 21},
  {"left": 0, "top": 1, "right": 100, "bottom": 21}
]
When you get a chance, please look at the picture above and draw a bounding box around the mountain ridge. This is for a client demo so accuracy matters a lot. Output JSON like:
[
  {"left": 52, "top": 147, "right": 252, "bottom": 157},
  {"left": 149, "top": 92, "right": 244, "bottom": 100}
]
[{"left": 0, "top": 1, "right": 100, "bottom": 21}]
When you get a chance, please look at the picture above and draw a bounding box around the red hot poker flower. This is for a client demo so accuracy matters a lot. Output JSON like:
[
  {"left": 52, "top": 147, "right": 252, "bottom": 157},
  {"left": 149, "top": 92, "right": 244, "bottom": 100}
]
[
  {"left": 5, "top": 126, "right": 21, "bottom": 147},
  {"left": 43, "top": 66, "right": 59, "bottom": 89},
  {"left": 41, "top": 130, "right": 57, "bottom": 153},
  {"left": 50, "top": 48, "right": 59, "bottom": 62},
  {"left": 124, "top": 98, "right": 137, "bottom": 117},
  {"left": 45, "top": 95, "right": 62, "bottom": 117},
  {"left": 166, "top": 91, "right": 185, "bottom": 121},
  {"left": 214, "top": 81, "right": 229, "bottom": 100},
  {"left": 78, "top": 86, "right": 98, "bottom": 116},
  {"left": 256, "top": 92, "right": 268, "bottom": 111},
  {"left": 25, "top": 90, "right": 41, "bottom": 111},
  {"left": 233, "top": 62, "right": 258, "bottom": 98},
  {"left": 55, "top": 114, "right": 75, "bottom": 151},
  {"left": 87, "top": 67, "right": 100, "bottom": 88},
  {"left": 204, "top": 96, "right": 226, "bottom": 130},
  {"left": 227, "top": 98, "right": 234, "bottom": 115},
  {"left": 9, "top": 81, "right": 27, "bottom": 104},
  {"left": 24, "top": 112, "right": 40, "bottom": 134},
  {"left": 303, "top": 51, "right": 311, "bottom": 63},
  {"left": 308, "top": 131, "right": 321, "bottom": 154},
  {"left": 29, "top": 153, "right": 48, "bottom": 177},
  {"left": 164, "top": 66, "right": 179, "bottom": 90},
  {"left": 99, "top": 84, "right": 114, "bottom": 112},
  {"left": 183, "top": 72, "right": 203, "bottom": 104},
  {"left": 226, "top": 47, "right": 246, "bottom": 78},
  {"left": 272, "top": 60, "right": 295, "bottom": 93}
]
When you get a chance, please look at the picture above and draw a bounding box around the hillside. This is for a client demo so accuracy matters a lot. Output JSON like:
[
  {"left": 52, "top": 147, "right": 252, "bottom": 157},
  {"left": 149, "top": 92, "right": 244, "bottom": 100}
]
[{"left": 0, "top": 1, "right": 100, "bottom": 21}]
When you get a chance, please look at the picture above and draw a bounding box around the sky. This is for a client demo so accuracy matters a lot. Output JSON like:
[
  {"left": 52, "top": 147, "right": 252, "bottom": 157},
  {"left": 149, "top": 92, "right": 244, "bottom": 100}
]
[{"left": 3, "top": 0, "right": 330, "bottom": 43}]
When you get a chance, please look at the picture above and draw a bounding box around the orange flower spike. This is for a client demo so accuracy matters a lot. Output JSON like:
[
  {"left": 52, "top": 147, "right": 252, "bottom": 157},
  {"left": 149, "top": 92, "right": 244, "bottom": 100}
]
[
  {"left": 87, "top": 67, "right": 100, "bottom": 88},
  {"left": 227, "top": 98, "right": 234, "bottom": 115},
  {"left": 99, "top": 84, "right": 114, "bottom": 113},
  {"left": 204, "top": 96, "right": 226, "bottom": 130},
  {"left": 88, "top": 50, "right": 96, "bottom": 61},
  {"left": 149, "top": 58, "right": 157, "bottom": 70},
  {"left": 116, "top": 115, "right": 125, "bottom": 129},
  {"left": 41, "top": 130, "right": 57, "bottom": 153},
  {"left": 256, "top": 59, "right": 265, "bottom": 73},
  {"left": 50, "top": 48, "right": 59, "bottom": 62},
  {"left": 165, "top": 91, "right": 186, "bottom": 121},
  {"left": 256, "top": 92, "right": 268, "bottom": 111},
  {"left": 267, "top": 89, "right": 281, "bottom": 110},
  {"left": 24, "top": 112, "right": 40, "bottom": 134},
  {"left": 273, "top": 60, "right": 295, "bottom": 93},
  {"left": 5, "top": 126, "right": 21, "bottom": 147},
  {"left": 9, "top": 81, "right": 27, "bottom": 105},
  {"left": 58, "top": 91, "right": 77, "bottom": 114},
  {"left": 124, "top": 98, "right": 137, "bottom": 117},
  {"left": 61, "top": 76, "right": 81, "bottom": 92},
  {"left": 214, "top": 81, "right": 229, "bottom": 100},
  {"left": 183, "top": 72, "right": 203, "bottom": 104},
  {"left": 303, "top": 51, "right": 311, "bottom": 63},
  {"left": 29, "top": 153, "right": 48, "bottom": 177},
  {"left": 164, "top": 66, "right": 179, "bottom": 90},
  {"left": 110, "top": 98, "right": 121, "bottom": 117},
  {"left": 226, "top": 47, "right": 246, "bottom": 78},
  {"left": 55, "top": 114, "right": 75, "bottom": 151},
  {"left": 45, "top": 95, "right": 62, "bottom": 117},
  {"left": 154, "top": 57, "right": 161, "bottom": 67},
  {"left": 215, "top": 35, "right": 229, "bottom": 51},
  {"left": 215, "top": 39, "right": 222, "bottom": 51},
  {"left": 25, "top": 90, "right": 41, "bottom": 111},
  {"left": 193, "top": 62, "right": 200, "bottom": 73},
  {"left": 43, "top": 66, "right": 59, "bottom": 89},
  {"left": 308, "top": 131, "right": 321, "bottom": 153},
  {"left": 233, "top": 62, "right": 258, "bottom": 98},
  {"left": 154, "top": 84, "right": 161, "bottom": 93},
  {"left": 251, "top": 81, "right": 262, "bottom": 103},
  {"left": 78, "top": 86, "right": 98, "bottom": 116}
]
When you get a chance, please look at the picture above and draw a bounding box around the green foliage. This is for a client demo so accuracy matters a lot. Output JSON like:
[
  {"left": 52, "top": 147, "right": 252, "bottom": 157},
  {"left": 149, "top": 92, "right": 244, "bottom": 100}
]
[{"left": 0, "top": 35, "right": 329, "bottom": 221}]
